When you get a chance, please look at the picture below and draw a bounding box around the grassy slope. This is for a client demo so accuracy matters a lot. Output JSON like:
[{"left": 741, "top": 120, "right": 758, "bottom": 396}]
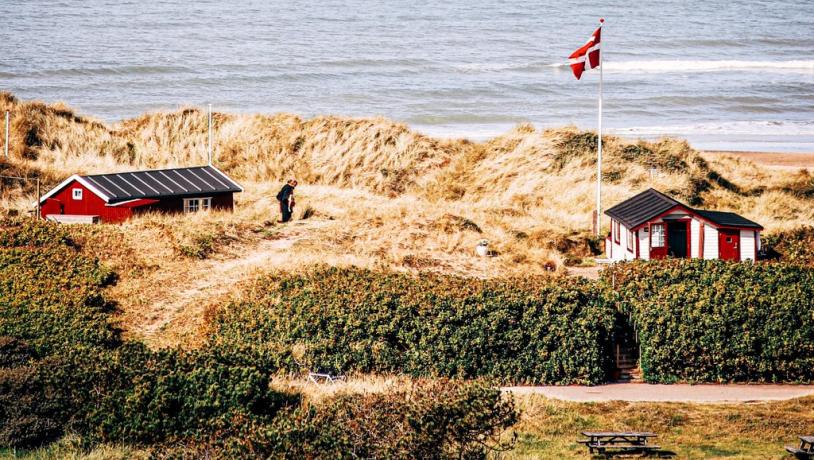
[
  {"left": 2, "top": 90, "right": 812, "bottom": 237},
  {"left": 3, "top": 393, "right": 811, "bottom": 459},
  {"left": 507, "top": 395, "right": 814, "bottom": 459},
  {"left": 2, "top": 92, "right": 813, "bottom": 347}
]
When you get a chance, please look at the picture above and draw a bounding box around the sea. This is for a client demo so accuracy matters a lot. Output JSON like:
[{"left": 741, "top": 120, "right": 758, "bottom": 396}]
[{"left": 1, "top": 0, "right": 813, "bottom": 152}]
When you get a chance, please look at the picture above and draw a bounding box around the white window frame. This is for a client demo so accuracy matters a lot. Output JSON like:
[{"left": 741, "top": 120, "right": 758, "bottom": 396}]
[
  {"left": 72, "top": 188, "right": 83, "bottom": 200},
  {"left": 651, "top": 223, "right": 665, "bottom": 248},
  {"left": 183, "top": 197, "right": 212, "bottom": 213}
]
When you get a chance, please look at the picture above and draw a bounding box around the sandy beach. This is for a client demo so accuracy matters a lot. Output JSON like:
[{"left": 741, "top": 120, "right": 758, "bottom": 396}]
[{"left": 703, "top": 150, "right": 814, "bottom": 170}]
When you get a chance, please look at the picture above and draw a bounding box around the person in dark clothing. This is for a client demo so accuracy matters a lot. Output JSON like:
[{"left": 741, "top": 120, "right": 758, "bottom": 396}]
[{"left": 276, "top": 179, "right": 297, "bottom": 222}]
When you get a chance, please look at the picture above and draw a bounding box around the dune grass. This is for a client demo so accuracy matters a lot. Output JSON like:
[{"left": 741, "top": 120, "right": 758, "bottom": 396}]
[
  {"left": 1, "top": 92, "right": 813, "bottom": 347},
  {"left": 3, "top": 92, "right": 811, "bottom": 268}
]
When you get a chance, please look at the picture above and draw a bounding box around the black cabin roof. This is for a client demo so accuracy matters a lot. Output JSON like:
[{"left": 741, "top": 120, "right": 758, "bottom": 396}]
[
  {"left": 605, "top": 188, "right": 681, "bottom": 229},
  {"left": 78, "top": 165, "right": 242, "bottom": 204},
  {"left": 693, "top": 210, "right": 762, "bottom": 229},
  {"left": 605, "top": 188, "right": 762, "bottom": 230}
]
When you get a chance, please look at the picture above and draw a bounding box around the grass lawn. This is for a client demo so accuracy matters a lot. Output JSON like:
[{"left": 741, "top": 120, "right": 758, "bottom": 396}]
[{"left": 500, "top": 395, "right": 814, "bottom": 459}]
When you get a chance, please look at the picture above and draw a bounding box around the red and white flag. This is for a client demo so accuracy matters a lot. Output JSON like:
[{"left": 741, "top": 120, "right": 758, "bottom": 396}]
[{"left": 569, "top": 22, "right": 602, "bottom": 80}]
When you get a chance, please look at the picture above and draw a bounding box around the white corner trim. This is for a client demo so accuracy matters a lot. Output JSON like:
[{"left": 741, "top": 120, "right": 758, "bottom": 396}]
[
  {"left": 36, "top": 174, "right": 111, "bottom": 205},
  {"left": 209, "top": 165, "right": 244, "bottom": 192},
  {"left": 105, "top": 198, "right": 145, "bottom": 207}
]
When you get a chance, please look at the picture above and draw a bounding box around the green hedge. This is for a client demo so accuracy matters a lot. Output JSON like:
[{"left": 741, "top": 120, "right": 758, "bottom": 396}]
[
  {"left": 0, "top": 220, "right": 518, "bottom": 457},
  {"left": 0, "top": 221, "right": 118, "bottom": 357},
  {"left": 0, "top": 343, "right": 298, "bottom": 448},
  {"left": 216, "top": 379, "right": 517, "bottom": 460},
  {"left": 603, "top": 260, "right": 814, "bottom": 383},
  {"left": 209, "top": 267, "right": 617, "bottom": 385},
  {"left": 763, "top": 225, "right": 814, "bottom": 267}
]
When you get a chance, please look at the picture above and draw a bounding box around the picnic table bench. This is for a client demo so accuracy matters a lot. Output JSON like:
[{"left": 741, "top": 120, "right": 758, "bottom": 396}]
[
  {"left": 578, "top": 431, "right": 660, "bottom": 456},
  {"left": 294, "top": 360, "right": 346, "bottom": 385},
  {"left": 307, "top": 371, "right": 346, "bottom": 385},
  {"left": 786, "top": 436, "right": 814, "bottom": 459}
]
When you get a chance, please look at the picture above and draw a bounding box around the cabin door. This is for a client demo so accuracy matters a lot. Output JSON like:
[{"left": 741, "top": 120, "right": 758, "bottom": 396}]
[
  {"left": 649, "top": 223, "right": 667, "bottom": 259},
  {"left": 718, "top": 229, "right": 741, "bottom": 261},
  {"left": 667, "top": 221, "right": 690, "bottom": 258}
]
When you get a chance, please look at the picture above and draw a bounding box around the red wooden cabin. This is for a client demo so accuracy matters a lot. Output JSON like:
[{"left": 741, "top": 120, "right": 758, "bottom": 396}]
[
  {"left": 604, "top": 188, "right": 763, "bottom": 262},
  {"left": 38, "top": 165, "right": 242, "bottom": 223}
]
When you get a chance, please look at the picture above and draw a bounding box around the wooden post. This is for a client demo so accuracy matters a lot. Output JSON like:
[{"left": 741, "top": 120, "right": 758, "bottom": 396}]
[
  {"left": 4, "top": 111, "right": 8, "bottom": 158},
  {"left": 592, "top": 210, "right": 597, "bottom": 235},
  {"left": 207, "top": 104, "right": 213, "bottom": 165},
  {"left": 36, "top": 177, "right": 40, "bottom": 220}
]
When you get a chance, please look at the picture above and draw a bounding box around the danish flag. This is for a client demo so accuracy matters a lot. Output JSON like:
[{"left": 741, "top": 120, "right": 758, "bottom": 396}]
[{"left": 569, "top": 20, "right": 603, "bottom": 80}]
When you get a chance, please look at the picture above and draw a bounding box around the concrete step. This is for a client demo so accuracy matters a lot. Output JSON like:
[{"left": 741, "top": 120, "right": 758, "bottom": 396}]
[{"left": 618, "top": 367, "right": 643, "bottom": 383}]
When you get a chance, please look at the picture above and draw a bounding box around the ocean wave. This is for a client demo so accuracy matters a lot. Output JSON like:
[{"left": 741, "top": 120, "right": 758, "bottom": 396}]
[
  {"left": 451, "top": 61, "right": 552, "bottom": 72},
  {"left": 407, "top": 113, "right": 527, "bottom": 125},
  {"left": 427, "top": 59, "right": 814, "bottom": 75},
  {"left": 602, "top": 60, "right": 814, "bottom": 73},
  {"left": 23, "top": 65, "right": 192, "bottom": 78},
  {"left": 609, "top": 120, "right": 814, "bottom": 137}
]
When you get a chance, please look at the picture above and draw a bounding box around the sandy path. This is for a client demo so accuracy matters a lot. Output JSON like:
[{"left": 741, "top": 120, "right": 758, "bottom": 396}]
[
  {"left": 566, "top": 265, "right": 602, "bottom": 279},
  {"left": 137, "top": 221, "right": 325, "bottom": 346},
  {"left": 503, "top": 383, "right": 814, "bottom": 403},
  {"left": 702, "top": 150, "right": 814, "bottom": 169}
]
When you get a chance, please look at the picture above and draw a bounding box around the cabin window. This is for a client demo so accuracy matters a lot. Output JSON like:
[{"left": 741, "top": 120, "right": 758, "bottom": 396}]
[
  {"left": 651, "top": 224, "right": 665, "bottom": 248},
  {"left": 614, "top": 221, "right": 620, "bottom": 244},
  {"left": 627, "top": 229, "right": 634, "bottom": 251},
  {"left": 183, "top": 197, "right": 212, "bottom": 213},
  {"left": 72, "top": 188, "right": 83, "bottom": 200}
]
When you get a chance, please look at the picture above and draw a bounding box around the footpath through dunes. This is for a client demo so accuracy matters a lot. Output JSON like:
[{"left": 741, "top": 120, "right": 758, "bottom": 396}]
[{"left": 135, "top": 223, "right": 318, "bottom": 348}]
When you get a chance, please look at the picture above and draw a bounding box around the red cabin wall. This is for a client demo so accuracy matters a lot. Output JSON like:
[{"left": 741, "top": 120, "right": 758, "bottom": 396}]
[
  {"left": 40, "top": 180, "right": 133, "bottom": 223},
  {"left": 41, "top": 180, "right": 235, "bottom": 223}
]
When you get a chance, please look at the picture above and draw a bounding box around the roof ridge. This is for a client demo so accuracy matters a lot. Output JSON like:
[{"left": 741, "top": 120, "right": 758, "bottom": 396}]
[
  {"left": 80, "top": 164, "right": 214, "bottom": 178},
  {"left": 646, "top": 187, "right": 681, "bottom": 206}
]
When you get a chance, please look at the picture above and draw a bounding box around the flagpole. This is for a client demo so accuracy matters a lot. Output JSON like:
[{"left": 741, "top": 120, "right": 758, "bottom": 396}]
[
  {"left": 595, "top": 18, "right": 604, "bottom": 236},
  {"left": 207, "top": 104, "right": 213, "bottom": 166}
]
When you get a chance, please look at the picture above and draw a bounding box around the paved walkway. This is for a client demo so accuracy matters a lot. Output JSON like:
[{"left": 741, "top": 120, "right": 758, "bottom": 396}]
[{"left": 502, "top": 383, "right": 814, "bottom": 403}]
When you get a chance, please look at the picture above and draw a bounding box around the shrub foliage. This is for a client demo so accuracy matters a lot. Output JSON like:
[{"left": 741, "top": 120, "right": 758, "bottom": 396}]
[
  {"left": 210, "top": 267, "right": 616, "bottom": 385},
  {"left": 0, "top": 220, "right": 518, "bottom": 457},
  {"left": 604, "top": 259, "right": 814, "bottom": 383},
  {"left": 763, "top": 225, "right": 814, "bottom": 267}
]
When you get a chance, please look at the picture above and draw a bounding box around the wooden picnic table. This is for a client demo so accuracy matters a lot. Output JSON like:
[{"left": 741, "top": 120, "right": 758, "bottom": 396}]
[
  {"left": 579, "top": 431, "right": 659, "bottom": 455},
  {"left": 786, "top": 436, "right": 814, "bottom": 458}
]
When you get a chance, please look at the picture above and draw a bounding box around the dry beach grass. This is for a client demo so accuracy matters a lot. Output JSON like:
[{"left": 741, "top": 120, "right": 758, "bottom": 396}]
[{"left": 1, "top": 91, "right": 813, "bottom": 348}]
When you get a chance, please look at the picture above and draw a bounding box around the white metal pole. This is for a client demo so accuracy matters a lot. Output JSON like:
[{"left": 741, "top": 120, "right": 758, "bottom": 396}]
[
  {"left": 207, "top": 104, "right": 212, "bottom": 165},
  {"left": 596, "top": 18, "right": 604, "bottom": 236},
  {"left": 4, "top": 111, "right": 8, "bottom": 159}
]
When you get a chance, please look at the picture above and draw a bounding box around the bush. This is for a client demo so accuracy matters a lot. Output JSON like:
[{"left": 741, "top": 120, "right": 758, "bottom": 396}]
[
  {"left": 0, "top": 221, "right": 118, "bottom": 356},
  {"left": 209, "top": 267, "right": 616, "bottom": 384},
  {"left": 603, "top": 260, "right": 814, "bottom": 383},
  {"left": 762, "top": 226, "right": 814, "bottom": 266},
  {"left": 90, "top": 346, "right": 299, "bottom": 445},
  {"left": 0, "top": 336, "right": 35, "bottom": 367},
  {"left": 0, "top": 219, "right": 74, "bottom": 248},
  {"left": 0, "top": 221, "right": 522, "bottom": 456},
  {"left": 184, "top": 380, "right": 516, "bottom": 460},
  {"left": 0, "top": 343, "right": 300, "bottom": 449}
]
